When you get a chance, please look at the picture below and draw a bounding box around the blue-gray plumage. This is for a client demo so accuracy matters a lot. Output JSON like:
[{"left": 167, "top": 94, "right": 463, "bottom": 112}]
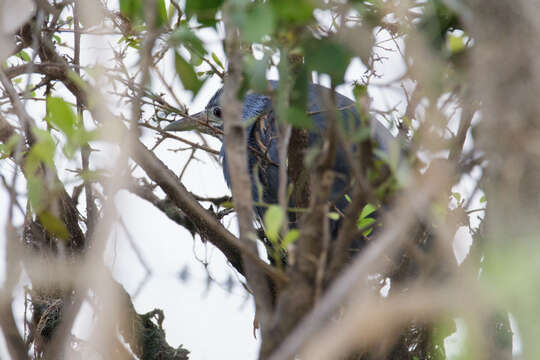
[{"left": 165, "top": 81, "right": 396, "bottom": 246}]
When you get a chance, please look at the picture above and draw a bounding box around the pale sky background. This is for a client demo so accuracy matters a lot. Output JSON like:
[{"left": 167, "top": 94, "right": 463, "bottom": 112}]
[{"left": 0, "top": 1, "right": 490, "bottom": 359}]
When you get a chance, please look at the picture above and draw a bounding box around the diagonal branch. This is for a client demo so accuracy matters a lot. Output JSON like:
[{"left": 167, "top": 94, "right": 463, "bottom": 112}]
[{"left": 131, "top": 138, "right": 287, "bottom": 286}]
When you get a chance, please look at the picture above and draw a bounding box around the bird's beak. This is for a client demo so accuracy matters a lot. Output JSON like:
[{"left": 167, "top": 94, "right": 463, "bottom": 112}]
[{"left": 164, "top": 111, "right": 207, "bottom": 132}]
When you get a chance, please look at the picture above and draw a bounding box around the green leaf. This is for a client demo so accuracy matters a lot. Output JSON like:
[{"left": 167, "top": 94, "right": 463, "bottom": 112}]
[
  {"left": 119, "top": 0, "right": 143, "bottom": 23},
  {"left": 45, "top": 97, "right": 78, "bottom": 137},
  {"left": 358, "top": 203, "right": 377, "bottom": 236},
  {"left": 282, "top": 229, "right": 299, "bottom": 249},
  {"left": 448, "top": 33, "right": 466, "bottom": 54},
  {"left": 220, "top": 201, "right": 234, "bottom": 209},
  {"left": 452, "top": 192, "right": 461, "bottom": 202},
  {"left": 359, "top": 203, "right": 377, "bottom": 220},
  {"left": 0, "top": 134, "right": 21, "bottom": 158},
  {"left": 15, "top": 51, "right": 31, "bottom": 62},
  {"left": 353, "top": 83, "right": 368, "bottom": 99},
  {"left": 28, "top": 128, "right": 56, "bottom": 169},
  {"left": 480, "top": 195, "right": 487, "bottom": 203},
  {"left": 27, "top": 176, "right": 45, "bottom": 212},
  {"left": 271, "top": 0, "right": 314, "bottom": 25},
  {"left": 211, "top": 52, "right": 224, "bottom": 70},
  {"left": 190, "top": 52, "right": 203, "bottom": 66},
  {"left": 328, "top": 212, "right": 340, "bottom": 220},
  {"left": 38, "top": 211, "right": 69, "bottom": 240},
  {"left": 119, "top": 0, "right": 167, "bottom": 27},
  {"left": 357, "top": 217, "right": 375, "bottom": 236},
  {"left": 304, "top": 38, "right": 352, "bottom": 83},
  {"left": 170, "top": 26, "right": 206, "bottom": 56},
  {"left": 264, "top": 205, "right": 284, "bottom": 243},
  {"left": 155, "top": 0, "right": 168, "bottom": 27},
  {"left": 344, "top": 194, "right": 352, "bottom": 203},
  {"left": 285, "top": 107, "right": 314, "bottom": 129},
  {"left": 241, "top": 3, "right": 275, "bottom": 42},
  {"left": 186, "top": 0, "right": 223, "bottom": 13},
  {"left": 185, "top": 0, "right": 222, "bottom": 27},
  {"left": 174, "top": 51, "right": 203, "bottom": 94},
  {"left": 246, "top": 54, "right": 271, "bottom": 92}
]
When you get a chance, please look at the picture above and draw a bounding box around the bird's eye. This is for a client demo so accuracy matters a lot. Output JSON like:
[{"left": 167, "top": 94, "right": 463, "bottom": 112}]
[{"left": 213, "top": 107, "right": 222, "bottom": 118}]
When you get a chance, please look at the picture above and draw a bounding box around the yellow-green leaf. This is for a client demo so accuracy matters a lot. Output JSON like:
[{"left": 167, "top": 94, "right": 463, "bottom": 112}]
[
  {"left": 282, "top": 229, "right": 299, "bottom": 249},
  {"left": 38, "top": 211, "right": 69, "bottom": 240},
  {"left": 264, "top": 205, "right": 284, "bottom": 243},
  {"left": 45, "top": 97, "right": 77, "bottom": 137}
]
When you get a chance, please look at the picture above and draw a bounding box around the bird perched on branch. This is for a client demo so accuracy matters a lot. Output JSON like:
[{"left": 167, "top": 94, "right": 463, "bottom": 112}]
[{"left": 165, "top": 81, "right": 398, "bottom": 250}]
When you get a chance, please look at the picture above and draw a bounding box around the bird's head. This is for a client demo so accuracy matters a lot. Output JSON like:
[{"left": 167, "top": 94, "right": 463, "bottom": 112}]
[
  {"left": 164, "top": 86, "right": 273, "bottom": 139},
  {"left": 164, "top": 88, "right": 225, "bottom": 138}
]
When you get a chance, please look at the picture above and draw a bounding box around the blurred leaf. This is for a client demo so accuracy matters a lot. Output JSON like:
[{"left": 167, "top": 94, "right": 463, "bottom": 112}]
[
  {"left": 264, "top": 205, "right": 284, "bottom": 243},
  {"left": 27, "top": 176, "right": 45, "bottom": 212},
  {"left": 328, "top": 212, "right": 340, "bottom": 220},
  {"left": 291, "top": 66, "right": 309, "bottom": 110},
  {"left": 119, "top": 0, "right": 143, "bottom": 23},
  {"left": 448, "top": 33, "right": 466, "bottom": 54},
  {"left": 304, "top": 38, "right": 352, "bottom": 83},
  {"left": 220, "top": 201, "right": 234, "bottom": 209},
  {"left": 271, "top": 0, "right": 313, "bottom": 25},
  {"left": 241, "top": 3, "right": 275, "bottom": 42},
  {"left": 38, "top": 211, "right": 69, "bottom": 240},
  {"left": 430, "top": 318, "right": 456, "bottom": 360},
  {"left": 359, "top": 203, "right": 377, "bottom": 219},
  {"left": 170, "top": 26, "right": 206, "bottom": 56},
  {"left": 155, "top": 0, "right": 168, "bottom": 27},
  {"left": 285, "top": 107, "right": 314, "bottom": 129},
  {"left": 211, "top": 52, "right": 224, "bottom": 70},
  {"left": 354, "top": 0, "right": 384, "bottom": 27},
  {"left": 190, "top": 52, "right": 203, "bottom": 66},
  {"left": 282, "top": 229, "right": 299, "bottom": 248},
  {"left": 480, "top": 195, "right": 486, "bottom": 203},
  {"left": 358, "top": 203, "right": 377, "bottom": 236},
  {"left": 373, "top": 148, "right": 389, "bottom": 164},
  {"left": 418, "top": 0, "right": 461, "bottom": 51},
  {"left": 185, "top": 0, "right": 222, "bottom": 27},
  {"left": 119, "top": 0, "right": 167, "bottom": 27},
  {"left": 174, "top": 51, "right": 203, "bottom": 93},
  {"left": 185, "top": 0, "right": 222, "bottom": 13},
  {"left": 80, "top": 169, "right": 107, "bottom": 182},
  {"left": 452, "top": 192, "right": 461, "bottom": 202},
  {"left": 15, "top": 50, "right": 31, "bottom": 62},
  {"left": 388, "top": 139, "right": 401, "bottom": 173},
  {"left": 44, "top": 96, "right": 96, "bottom": 159},
  {"left": 352, "top": 126, "right": 371, "bottom": 144},
  {"left": 246, "top": 54, "right": 270, "bottom": 92},
  {"left": 0, "top": 134, "right": 20, "bottom": 158},
  {"left": 357, "top": 217, "right": 375, "bottom": 236},
  {"left": 353, "top": 83, "right": 368, "bottom": 99},
  {"left": 28, "top": 128, "right": 56, "bottom": 169},
  {"left": 45, "top": 96, "right": 78, "bottom": 137}
]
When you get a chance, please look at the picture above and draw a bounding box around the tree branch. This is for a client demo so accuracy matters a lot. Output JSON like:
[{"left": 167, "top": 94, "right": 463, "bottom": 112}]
[
  {"left": 268, "top": 166, "right": 453, "bottom": 360},
  {"left": 221, "top": 2, "right": 273, "bottom": 333}
]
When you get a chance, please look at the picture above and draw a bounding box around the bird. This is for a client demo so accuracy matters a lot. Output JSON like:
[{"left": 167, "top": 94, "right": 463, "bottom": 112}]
[{"left": 165, "top": 80, "right": 397, "bottom": 252}]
